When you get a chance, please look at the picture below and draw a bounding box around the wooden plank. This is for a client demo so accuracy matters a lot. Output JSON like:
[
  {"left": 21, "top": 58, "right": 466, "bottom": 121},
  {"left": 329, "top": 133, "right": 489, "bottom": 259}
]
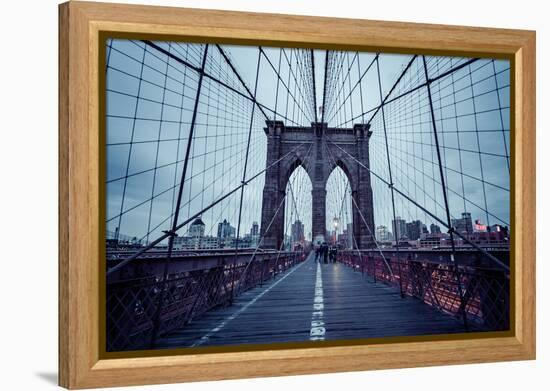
[
  {"left": 72, "top": 1, "right": 532, "bottom": 56},
  {"left": 58, "top": 3, "right": 70, "bottom": 388}
]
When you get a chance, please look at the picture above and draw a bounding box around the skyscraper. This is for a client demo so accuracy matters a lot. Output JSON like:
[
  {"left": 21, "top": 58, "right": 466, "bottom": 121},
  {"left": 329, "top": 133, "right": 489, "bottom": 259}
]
[
  {"left": 430, "top": 223, "right": 441, "bottom": 234},
  {"left": 188, "top": 217, "right": 205, "bottom": 238},
  {"left": 250, "top": 221, "right": 259, "bottom": 237},
  {"left": 474, "top": 219, "right": 488, "bottom": 232},
  {"left": 217, "top": 219, "right": 235, "bottom": 239},
  {"left": 406, "top": 220, "right": 422, "bottom": 240},
  {"left": 392, "top": 216, "right": 407, "bottom": 240},
  {"left": 376, "top": 225, "right": 393, "bottom": 242},
  {"left": 452, "top": 212, "right": 473, "bottom": 234},
  {"left": 291, "top": 220, "right": 304, "bottom": 244}
]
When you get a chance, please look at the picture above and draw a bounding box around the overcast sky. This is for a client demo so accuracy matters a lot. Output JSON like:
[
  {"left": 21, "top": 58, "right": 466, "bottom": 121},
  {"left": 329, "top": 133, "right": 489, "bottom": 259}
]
[{"left": 106, "top": 39, "right": 510, "bottom": 244}]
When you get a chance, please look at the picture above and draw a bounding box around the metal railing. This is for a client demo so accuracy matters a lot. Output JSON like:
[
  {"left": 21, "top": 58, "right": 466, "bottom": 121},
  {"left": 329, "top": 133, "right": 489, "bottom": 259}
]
[
  {"left": 106, "top": 250, "right": 306, "bottom": 351},
  {"left": 337, "top": 250, "right": 509, "bottom": 332}
]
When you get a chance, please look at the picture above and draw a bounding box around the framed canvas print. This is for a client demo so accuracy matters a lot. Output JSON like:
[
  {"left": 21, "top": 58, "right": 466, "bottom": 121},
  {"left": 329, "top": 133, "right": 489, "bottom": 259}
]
[{"left": 58, "top": 1, "right": 536, "bottom": 389}]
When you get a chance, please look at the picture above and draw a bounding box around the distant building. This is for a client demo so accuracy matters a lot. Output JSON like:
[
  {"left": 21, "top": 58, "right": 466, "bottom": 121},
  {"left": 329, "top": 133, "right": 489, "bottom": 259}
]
[
  {"left": 392, "top": 216, "right": 407, "bottom": 240},
  {"left": 376, "top": 225, "right": 393, "bottom": 242},
  {"left": 199, "top": 236, "right": 220, "bottom": 249},
  {"left": 337, "top": 230, "right": 349, "bottom": 248},
  {"left": 422, "top": 224, "right": 429, "bottom": 235},
  {"left": 283, "top": 234, "right": 292, "bottom": 250},
  {"left": 489, "top": 224, "right": 508, "bottom": 235},
  {"left": 173, "top": 235, "right": 219, "bottom": 250},
  {"left": 335, "top": 225, "right": 353, "bottom": 249},
  {"left": 250, "top": 221, "right": 259, "bottom": 237},
  {"left": 430, "top": 223, "right": 441, "bottom": 234},
  {"left": 474, "top": 219, "right": 488, "bottom": 232},
  {"left": 173, "top": 236, "right": 194, "bottom": 250},
  {"left": 459, "top": 230, "right": 509, "bottom": 247},
  {"left": 419, "top": 234, "right": 444, "bottom": 248},
  {"left": 175, "top": 217, "right": 206, "bottom": 250},
  {"left": 188, "top": 217, "right": 205, "bottom": 238},
  {"left": 228, "top": 236, "right": 254, "bottom": 249},
  {"left": 431, "top": 227, "right": 508, "bottom": 249},
  {"left": 331, "top": 230, "right": 338, "bottom": 244},
  {"left": 291, "top": 220, "right": 304, "bottom": 245},
  {"left": 452, "top": 212, "right": 473, "bottom": 234},
  {"left": 217, "top": 219, "right": 235, "bottom": 239},
  {"left": 106, "top": 228, "right": 144, "bottom": 249},
  {"left": 396, "top": 238, "right": 417, "bottom": 248},
  {"left": 406, "top": 220, "right": 422, "bottom": 241},
  {"left": 241, "top": 232, "right": 260, "bottom": 249}
]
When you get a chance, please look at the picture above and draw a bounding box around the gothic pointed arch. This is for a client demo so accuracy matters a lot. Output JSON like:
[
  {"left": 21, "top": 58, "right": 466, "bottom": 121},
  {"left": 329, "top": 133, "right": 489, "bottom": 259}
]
[{"left": 260, "top": 121, "right": 375, "bottom": 249}]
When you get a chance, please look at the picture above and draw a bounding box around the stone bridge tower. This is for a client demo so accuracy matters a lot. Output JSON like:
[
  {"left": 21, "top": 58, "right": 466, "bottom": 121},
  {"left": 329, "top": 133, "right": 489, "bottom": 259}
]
[{"left": 260, "top": 120, "right": 375, "bottom": 250}]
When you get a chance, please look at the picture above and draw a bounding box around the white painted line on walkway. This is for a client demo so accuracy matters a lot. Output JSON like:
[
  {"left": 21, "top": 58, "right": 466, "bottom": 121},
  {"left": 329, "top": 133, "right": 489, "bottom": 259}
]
[
  {"left": 310, "top": 261, "right": 326, "bottom": 341},
  {"left": 191, "top": 257, "right": 308, "bottom": 347}
]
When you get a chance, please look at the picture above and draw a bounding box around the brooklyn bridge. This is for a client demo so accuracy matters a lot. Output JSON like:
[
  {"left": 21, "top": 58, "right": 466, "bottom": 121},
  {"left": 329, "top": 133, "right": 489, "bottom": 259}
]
[{"left": 105, "top": 40, "right": 511, "bottom": 351}]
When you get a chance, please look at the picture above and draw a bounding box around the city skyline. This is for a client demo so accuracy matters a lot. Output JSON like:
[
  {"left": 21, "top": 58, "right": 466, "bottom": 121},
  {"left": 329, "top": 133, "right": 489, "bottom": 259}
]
[{"left": 108, "top": 209, "right": 507, "bottom": 247}]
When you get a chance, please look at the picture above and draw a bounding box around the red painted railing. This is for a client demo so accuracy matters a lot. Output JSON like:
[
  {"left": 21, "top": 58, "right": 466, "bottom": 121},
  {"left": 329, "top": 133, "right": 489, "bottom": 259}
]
[
  {"left": 337, "top": 251, "right": 509, "bottom": 332},
  {"left": 106, "top": 251, "right": 307, "bottom": 351}
]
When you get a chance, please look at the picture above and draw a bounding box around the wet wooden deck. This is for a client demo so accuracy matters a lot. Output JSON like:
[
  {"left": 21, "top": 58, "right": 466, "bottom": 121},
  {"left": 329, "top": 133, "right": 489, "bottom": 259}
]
[{"left": 156, "top": 253, "right": 466, "bottom": 349}]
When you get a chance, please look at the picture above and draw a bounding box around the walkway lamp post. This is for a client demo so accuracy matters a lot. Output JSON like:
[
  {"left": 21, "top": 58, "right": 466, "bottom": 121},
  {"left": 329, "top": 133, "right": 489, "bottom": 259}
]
[{"left": 333, "top": 216, "right": 339, "bottom": 245}]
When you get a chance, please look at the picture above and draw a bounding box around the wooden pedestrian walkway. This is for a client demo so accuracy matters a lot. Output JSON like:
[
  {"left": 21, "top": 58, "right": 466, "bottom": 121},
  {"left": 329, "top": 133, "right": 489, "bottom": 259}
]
[{"left": 157, "top": 253, "right": 465, "bottom": 349}]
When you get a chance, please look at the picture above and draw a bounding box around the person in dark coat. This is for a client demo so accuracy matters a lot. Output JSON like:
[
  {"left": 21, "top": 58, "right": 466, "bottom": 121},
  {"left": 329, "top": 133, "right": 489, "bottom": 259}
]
[
  {"left": 329, "top": 246, "right": 337, "bottom": 263},
  {"left": 322, "top": 242, "right": 328, "bottom": 264}
]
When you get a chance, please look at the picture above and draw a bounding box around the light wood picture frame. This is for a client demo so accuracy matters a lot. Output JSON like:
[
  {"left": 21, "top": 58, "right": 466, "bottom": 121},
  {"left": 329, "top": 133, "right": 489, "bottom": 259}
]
[{"left": 59, "top": 1, "right": 536, "bottom": 388}]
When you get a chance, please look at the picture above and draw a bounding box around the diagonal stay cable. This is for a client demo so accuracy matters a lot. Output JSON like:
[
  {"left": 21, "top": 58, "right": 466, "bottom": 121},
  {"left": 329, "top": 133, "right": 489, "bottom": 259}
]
[
  {"left": 143, "top": 40, "right": 274, "bottom": 122},
  {"left": 216, "top": 44, "right": 270, "bottom": 120}
]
